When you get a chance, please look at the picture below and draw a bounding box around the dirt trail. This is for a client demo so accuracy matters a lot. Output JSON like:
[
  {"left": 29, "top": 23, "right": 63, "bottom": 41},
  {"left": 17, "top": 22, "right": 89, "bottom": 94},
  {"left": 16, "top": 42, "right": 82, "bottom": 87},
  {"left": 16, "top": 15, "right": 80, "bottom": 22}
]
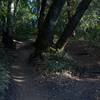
[{"left": 7, "top": 43, "right": 100, "bottom": 100}]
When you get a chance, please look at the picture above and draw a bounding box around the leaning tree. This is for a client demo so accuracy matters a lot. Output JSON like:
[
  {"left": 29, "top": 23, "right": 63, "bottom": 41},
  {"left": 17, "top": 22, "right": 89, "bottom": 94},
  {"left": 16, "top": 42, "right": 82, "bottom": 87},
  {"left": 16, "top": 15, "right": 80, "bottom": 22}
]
[
  {"left": 33, "top": 0, "right": 92, "bottom": 58},
  {"left": 34, "top": 0, "right": 66, "bottom": 57}
]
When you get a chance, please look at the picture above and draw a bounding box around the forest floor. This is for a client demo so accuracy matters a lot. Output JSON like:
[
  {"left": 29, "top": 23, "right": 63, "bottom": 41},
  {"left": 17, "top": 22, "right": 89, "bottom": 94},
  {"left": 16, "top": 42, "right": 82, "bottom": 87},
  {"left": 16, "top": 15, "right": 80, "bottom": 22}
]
[{"left": 6, "top": 40, "right": 100, "bottom": 100}]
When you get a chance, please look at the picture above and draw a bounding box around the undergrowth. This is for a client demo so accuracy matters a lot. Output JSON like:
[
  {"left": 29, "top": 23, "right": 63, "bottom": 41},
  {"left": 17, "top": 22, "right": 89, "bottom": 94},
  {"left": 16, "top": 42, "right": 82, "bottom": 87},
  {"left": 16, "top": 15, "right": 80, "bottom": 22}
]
[
  {"left": 46, "top": 51, "right": 75, "bottom": 72},
  {"left": 0, "top": 48, "right": 9, "bottom": 100}
]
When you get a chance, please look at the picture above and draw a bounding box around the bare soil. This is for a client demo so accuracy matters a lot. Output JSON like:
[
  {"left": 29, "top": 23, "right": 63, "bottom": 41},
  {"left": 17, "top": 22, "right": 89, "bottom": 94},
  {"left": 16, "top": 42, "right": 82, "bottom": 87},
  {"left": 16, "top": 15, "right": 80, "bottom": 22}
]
[{"left": 65, "top": 40, "right": 100, "bottom": 77}]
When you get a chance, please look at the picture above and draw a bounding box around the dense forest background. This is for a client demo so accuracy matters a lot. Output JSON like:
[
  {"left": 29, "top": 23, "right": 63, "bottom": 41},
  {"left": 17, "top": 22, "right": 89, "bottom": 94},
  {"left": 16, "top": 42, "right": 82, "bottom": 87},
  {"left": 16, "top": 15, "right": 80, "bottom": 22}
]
[
  {"left": 0, "top": 0, "right": 100, "bottom": 100},
  {"left": 0, "top": 0, "right": 99, "bottom": 44}
]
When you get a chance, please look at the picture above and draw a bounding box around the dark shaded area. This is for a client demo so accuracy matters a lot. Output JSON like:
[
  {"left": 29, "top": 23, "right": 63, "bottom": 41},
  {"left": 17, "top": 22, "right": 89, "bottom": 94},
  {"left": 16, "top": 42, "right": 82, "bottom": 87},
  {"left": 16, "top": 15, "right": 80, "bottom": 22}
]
[{"left": 65, "top": 40, "right": 100, "bottom": 77}]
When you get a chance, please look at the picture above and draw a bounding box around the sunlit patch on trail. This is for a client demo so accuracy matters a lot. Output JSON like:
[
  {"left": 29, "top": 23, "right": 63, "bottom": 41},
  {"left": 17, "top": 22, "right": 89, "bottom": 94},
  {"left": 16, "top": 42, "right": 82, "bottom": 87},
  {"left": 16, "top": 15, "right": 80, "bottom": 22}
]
[
  {"left": 11, "top": 65, "right": 21, "bottom": 69},
  {"left": 13, "top": 40, "right": 23, "bottom": 44},
  {"left": 97, "top": 61, "right": 100, "bottom": 65},
  {"left": 49, "top": 70, "right": 100, "bottom": 81},
  {"left": 13, "top": 78, "right": 25, "bottom": 83}
]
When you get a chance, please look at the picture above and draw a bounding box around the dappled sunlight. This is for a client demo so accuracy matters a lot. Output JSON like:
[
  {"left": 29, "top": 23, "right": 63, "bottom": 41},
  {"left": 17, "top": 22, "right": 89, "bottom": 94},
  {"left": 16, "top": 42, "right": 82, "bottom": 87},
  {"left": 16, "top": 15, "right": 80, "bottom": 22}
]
[
  {"left": 62, "top": 71, "right": 100, "bottom": 81},
  {"left": 10, "top": 64, "right": 30, "bottom": 84},
  {"left": 13, "top": 78, "right": 25, "bottom": 83},
  {"left": 11, "top": 65, "right": 21, "bottom": 69},
  {"left": 52, "top": 71, "right": 82, "bottom": 81},
  {"left": 61, "top": 71, "right": 81, "bottom": 81},
  {"left": 51, "top": 70, "right": 100, "bottom": 82},
  {"left": 97, "top": 61, "right": 100, "bottom": 66},
  {"left": 13, "top": 40, "right": 24, "bottom": 44},
  {"left": 12, "top": 75, "right": 25, "bottom": 78},
  {"left": 0, "top": 0, "right": 99, "bottom": 99},
  {"left": 11, "top": 73, "right": 27, "bottom": 84}
]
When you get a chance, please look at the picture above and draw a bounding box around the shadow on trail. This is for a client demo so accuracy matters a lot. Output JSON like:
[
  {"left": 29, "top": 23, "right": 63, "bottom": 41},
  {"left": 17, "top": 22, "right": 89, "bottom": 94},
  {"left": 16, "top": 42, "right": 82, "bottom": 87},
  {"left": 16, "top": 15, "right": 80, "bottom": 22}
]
[{"left": 6, "top": 41, "right": 100, "bottom": 100}]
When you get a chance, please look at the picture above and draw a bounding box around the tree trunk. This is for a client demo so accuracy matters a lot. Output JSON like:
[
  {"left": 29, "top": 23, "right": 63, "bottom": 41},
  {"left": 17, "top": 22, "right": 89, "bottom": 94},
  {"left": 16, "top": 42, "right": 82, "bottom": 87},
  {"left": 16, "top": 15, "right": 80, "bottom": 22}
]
[
  {"left": 2, "top": 0, "right": 15, "bottom": 48},
  {"left": 13, "top": 0, "right": 20, "bottom": 36},
  {"left": 35, "top": 0, "right": 66, "bottom": 56},
  {"left": 0, "top": 1, "right": 2, "bottom": 33},
  {"left": 38, "top": 0, "right": 47, "bottom": 32},
  {"left": 14, "top": 0, "right": 20, "bottom": 16},
  {"left": 56, "top": 0, "right": 92, "bottom": 49},
  {"left": 67, "top": 0, "right": 76, "bottom": 37}
]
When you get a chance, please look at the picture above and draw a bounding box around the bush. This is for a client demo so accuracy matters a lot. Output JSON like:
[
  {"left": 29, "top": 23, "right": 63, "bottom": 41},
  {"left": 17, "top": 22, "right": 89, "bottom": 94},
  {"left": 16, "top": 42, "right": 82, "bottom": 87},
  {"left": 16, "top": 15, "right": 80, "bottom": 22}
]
[
  {"left": 15, "top": 22, "right": 35, "bottom": 40},
  {"left": 0, "top": 48, "right": 9, "bottom": 100},
  {"left": 47, "top": 52, "right": 74, "bottom": 72}
]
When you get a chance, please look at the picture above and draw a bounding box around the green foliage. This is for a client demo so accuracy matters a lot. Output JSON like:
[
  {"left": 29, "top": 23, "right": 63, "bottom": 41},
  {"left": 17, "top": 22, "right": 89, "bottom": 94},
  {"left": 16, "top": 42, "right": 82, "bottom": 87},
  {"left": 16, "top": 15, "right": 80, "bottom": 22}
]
[
  {"left": 54, "top": 0, "right": 99, "bottom": 41},
  {"left": 15, "top": 22, "right": 34, "bottom": 40},
  {"left": 76, "top": 0, "right": 100, "bottom": 40},
  {"left": 0, "top": 1, "right": 7, "bottom": 19},
  {"left": 54, "top": 3, "right": 68, "bottom": 35},
  {"left": 0, "top": 0, "right": 37, "bottom": 40},
  {"left": 14, "top": 0, "right": 35, "bottom": 40},
  {"left": 47, "top": 52, "right": 74, "bottom": 72},
  {"left": 54, "top": 0, "right": 77, "bottom": 35},
  {"left": 0, "top": 0, "right": 99, "bottom": 42},
  {"left": 0, "top": 48, "right": 9, "bottom": 100}
]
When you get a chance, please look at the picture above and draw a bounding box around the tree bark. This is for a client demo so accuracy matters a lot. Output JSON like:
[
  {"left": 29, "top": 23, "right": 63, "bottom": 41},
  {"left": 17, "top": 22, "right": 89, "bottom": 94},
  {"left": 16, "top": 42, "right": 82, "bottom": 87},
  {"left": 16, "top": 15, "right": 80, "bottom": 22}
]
[
  {"left": 38, "top": 0, "right": 47, "bottom": 32},
  {"left": 35, "top": 0, "right": 66, "bottom": 55},
  {"left": 13, "top": 0, "right": 20, "bottom": 36},
  {"left": 56, "top": 0, "right": 92, "bottom": 49},
  {"left": 0, "top": 1, "right": 2, "bottom": 33},
  {"left": 67, "top": 0, "right": 76, "bottom": 37}
]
